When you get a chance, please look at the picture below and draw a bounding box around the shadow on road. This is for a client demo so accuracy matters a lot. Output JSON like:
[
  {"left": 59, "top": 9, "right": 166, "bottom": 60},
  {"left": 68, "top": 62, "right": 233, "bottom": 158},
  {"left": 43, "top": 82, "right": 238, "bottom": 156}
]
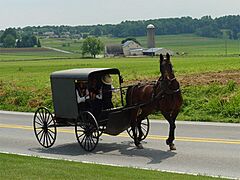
[{"left": 29, "top": 140, "right": 176, "bottom": 164}]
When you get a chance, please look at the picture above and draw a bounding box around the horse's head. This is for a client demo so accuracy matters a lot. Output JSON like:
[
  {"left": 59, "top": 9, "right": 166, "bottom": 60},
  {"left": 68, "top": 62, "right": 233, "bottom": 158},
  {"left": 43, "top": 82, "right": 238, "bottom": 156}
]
[
  {"left": 159, "top": 53, "right": 175, "bottom": 80},
  {"left": 153, "top": 53, "right": 180, "bottom": 101}
]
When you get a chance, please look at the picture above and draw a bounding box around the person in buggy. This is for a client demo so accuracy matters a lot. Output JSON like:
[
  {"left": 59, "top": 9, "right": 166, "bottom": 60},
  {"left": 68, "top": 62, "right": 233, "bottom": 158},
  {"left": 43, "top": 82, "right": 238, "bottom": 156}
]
[
  {"left": 75, "top": 80, "right": 89, "bottom": 110},
  {"left": 101, "top": 74, "right": 115, "bottom": 110}
]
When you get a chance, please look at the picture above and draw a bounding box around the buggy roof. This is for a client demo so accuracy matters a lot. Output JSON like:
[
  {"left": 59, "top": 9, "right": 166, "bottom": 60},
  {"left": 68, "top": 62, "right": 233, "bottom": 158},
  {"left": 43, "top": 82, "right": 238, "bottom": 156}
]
[{"left": 50, "top": 68, "right": 120, "bottom": 80}]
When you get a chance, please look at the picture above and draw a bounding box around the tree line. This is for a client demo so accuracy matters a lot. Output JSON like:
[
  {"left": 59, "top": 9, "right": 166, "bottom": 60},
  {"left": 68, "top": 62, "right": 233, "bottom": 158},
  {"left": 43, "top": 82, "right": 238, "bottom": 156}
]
[
  {"left": 0, "top": 28, "right": 41, "bottom": 48},
  {"left": 1, "top": 15, "right": 238, "bottom": 40}
]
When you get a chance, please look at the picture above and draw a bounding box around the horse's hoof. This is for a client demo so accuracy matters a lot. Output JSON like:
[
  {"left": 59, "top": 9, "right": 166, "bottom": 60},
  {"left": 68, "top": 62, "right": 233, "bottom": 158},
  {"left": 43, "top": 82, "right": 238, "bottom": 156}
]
[
  {"left": 137, "top": 143, "right": 144, "bottom": 149},
  {"left": 169, "top": 144, "right": 176, "bottom": 151}
]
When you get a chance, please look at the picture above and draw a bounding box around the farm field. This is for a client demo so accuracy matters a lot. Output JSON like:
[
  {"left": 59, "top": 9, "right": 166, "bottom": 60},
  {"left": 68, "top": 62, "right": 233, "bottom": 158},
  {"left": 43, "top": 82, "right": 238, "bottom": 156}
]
[
  {"left": 1, "top": 53, "right": 240, "bottom": 122},
  {"left": 0, "top": 153, "right": 219, "bottom": 179},
  {"left": 0, "top": 47, "right": 81, "bottom": 61},
  {"left": 1, "top": 34, "right": 240, "bottom": 122},
  {"left": 40, "top": 34, "right": 240, "bottom": 56}
]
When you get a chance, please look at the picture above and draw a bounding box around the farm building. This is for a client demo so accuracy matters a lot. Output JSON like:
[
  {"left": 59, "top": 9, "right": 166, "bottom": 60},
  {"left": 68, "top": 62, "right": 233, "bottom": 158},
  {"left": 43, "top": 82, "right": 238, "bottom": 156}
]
[
  {"left": 105, "top": 44, "right": 124, "bottom": 57},
  {"left": 104, "top": 24, "right": 174, "bottom": 57},
  {"left": 129, "top": 48, "right": 144, "bottom": 56},
  {"left": 143, "top": 48, "right": 174, "bottom": 56},
  {"left": 122, "top": 40, "right": 142, "bottom": 56}
]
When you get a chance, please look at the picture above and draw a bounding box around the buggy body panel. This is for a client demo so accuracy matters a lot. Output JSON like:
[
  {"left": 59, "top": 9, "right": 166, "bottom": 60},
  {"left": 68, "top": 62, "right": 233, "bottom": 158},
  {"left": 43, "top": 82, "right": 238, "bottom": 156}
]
[
  {"left": 50, "top": 68, "right": 121, "bottom": 120},
  {"left": 104, "top": 106, "right": 137, "bottom": 135}
]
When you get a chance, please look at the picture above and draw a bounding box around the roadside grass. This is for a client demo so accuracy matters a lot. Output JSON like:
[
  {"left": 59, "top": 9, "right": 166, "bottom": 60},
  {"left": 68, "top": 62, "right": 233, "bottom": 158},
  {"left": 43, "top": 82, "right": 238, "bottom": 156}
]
[
  {"left": 0, "top": 153, "right": 220, "bottom": 180},
  {"left": 1, "top": 56, "right": 240, "bottom": 122},
  {"left": 179, "top": 81, "right": 240, "bottom": 123}
]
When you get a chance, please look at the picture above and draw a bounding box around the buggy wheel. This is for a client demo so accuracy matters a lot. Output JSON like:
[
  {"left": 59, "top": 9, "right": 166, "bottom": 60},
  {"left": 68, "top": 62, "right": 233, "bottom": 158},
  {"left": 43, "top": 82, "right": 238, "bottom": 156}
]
[
  {"left": 75, "top": 111, "right": 99, "bottom": 152},
  {"left": 127, "top": 117, "right": 149, "bottom": 141},
  {"left": 33, "top": 107, "right": 57, "bottom": 148},
  {"left": 98, "top": 125, "right": 106, "bottom": 137}
]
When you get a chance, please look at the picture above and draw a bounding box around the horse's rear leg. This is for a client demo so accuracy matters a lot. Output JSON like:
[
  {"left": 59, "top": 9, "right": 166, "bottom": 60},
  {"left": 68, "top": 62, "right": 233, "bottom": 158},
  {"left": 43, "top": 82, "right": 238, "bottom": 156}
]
[
  {"left": 130, "top": 122, "right": 143, "bottom": 149},
  {"left": 163, "top": 112, "right": 178, "bottom": 150}
]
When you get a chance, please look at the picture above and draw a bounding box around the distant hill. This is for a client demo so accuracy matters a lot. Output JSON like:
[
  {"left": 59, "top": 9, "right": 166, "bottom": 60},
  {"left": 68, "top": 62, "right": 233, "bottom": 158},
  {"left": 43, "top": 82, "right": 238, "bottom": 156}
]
[{"left": 3, "top": 15, "right": 240, "bottom": 40}]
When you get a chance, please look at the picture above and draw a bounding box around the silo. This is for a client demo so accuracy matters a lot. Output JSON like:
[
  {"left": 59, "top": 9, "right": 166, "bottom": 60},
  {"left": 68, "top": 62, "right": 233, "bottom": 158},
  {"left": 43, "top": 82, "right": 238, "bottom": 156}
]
[{"left": 147, "top": 24, "right": 155, "bottom": 48}]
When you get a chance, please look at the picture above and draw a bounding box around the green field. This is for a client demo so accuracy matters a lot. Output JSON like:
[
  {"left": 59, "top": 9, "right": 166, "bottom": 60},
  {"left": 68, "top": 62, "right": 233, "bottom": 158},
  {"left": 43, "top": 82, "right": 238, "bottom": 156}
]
[
  {"left": 40, "top": 34, "right": 240, "bottom": 56},
  {"left": 0, "top": 34, "right": 239, "bottom": 179},
  {"left": 0, "top": 153, "right": 221, "bottom": 179},
  {"left": 1, "top": 34, "right": 240, "bottom": 122}
]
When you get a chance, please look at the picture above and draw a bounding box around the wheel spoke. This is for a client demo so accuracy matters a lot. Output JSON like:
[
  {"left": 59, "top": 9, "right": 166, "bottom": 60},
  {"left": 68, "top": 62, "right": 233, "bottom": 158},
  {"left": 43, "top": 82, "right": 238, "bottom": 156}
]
[
  {"left": 141, "top": 126, "right": 147, "bottom": 133},
  {"left": 80, "top": 134, "right": 87, "bottom": 145},
  {"left": 45, "top": 133, "right": 49, "bottom": 147},
  {"left": 42, "top": 132, "right": 46, "bottom": 146},
  {"left": 37, "top": 129, "right": 44, "bottom": 136},
  {"left": 141, "top": 122, "right": 148, "bottom": 126},
  {"left": 47, "top": 131, "right": 54, "bottom": 141},
  {"left": 87, "top": 137, "right": 90, "bottom": 151},
  {"left": 39, "top": 110, "right": 44, "bottom": 122},
  {"left": 45, "top": 112, "right": 50, "bottom": 124},
  {"left": 78, "top": 133, "right": 85, "bottom": 139},
  {"left": 36, "top": 115, "right": 44, "bottom": 124},
  {"left": 47, "top": 119, "right": 53, "bottom": 126},
  {"left": 35, "top": 121, "right": 43, "bottom": 127},
  {"left": 39, "top": 130, "right": 45, "bottom": 142},
  {"left": 48, "top": 129, "right": 55, "bottom": 134}
]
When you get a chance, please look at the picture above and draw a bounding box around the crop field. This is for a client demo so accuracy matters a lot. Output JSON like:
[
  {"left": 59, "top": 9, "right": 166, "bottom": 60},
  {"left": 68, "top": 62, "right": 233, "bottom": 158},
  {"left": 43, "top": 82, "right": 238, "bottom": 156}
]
[
  {"left": 0, "top": 47, "right": 81, "bottom": 61},
  {"left": 1, "top": 53, "right": 240, "bottom": 122},
  {"left": 1, "top": 34, "right": 240, "bottom": 122}
]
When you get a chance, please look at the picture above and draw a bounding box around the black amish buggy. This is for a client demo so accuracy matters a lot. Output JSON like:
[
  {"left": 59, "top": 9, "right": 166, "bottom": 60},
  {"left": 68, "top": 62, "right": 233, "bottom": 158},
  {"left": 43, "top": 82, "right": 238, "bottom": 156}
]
[{"left": 33, "top": 68, "right": 149, "bottom": 151}]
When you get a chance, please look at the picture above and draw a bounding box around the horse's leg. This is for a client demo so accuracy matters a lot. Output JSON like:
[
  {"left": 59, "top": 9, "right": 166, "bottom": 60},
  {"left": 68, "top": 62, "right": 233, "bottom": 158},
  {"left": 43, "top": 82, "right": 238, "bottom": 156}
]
[
  {"left": 130, "top": 111, "right": 143, "bottom": 149},
  {"left": 136, "top": 115, "right": 145, "bottom": 141},
  {"left": 162, "top": 111, "right": 178, "bottom": 150}
]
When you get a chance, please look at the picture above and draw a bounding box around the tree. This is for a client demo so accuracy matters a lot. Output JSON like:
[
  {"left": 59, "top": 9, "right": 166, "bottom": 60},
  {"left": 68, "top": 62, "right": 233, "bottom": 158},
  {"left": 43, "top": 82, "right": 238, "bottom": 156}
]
[
  {"left": 81, "top": 37, "right": 104, "bottom": 58},
  {"left": 0, "top": 28, "right": 17, "bottom": 42},
  {"left": 3, "top": 34, "right": 16, "bottom": 48},
  {"left": 37, "top": 39, "right": 41, "bottom": 47},
  {"left": 17, "top": 34, "right": 39, "bottom": 48}
]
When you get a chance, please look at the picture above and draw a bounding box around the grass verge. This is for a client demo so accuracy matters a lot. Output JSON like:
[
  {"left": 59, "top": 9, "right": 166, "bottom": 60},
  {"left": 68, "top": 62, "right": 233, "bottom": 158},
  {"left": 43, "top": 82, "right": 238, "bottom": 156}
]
[{"left": 0, "top": 153, "right": 221, "bottom": 179}]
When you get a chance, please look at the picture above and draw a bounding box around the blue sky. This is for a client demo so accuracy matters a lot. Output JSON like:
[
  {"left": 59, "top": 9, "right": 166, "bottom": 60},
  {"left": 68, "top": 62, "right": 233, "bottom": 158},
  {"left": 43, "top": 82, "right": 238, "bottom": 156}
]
[{"left": 0, "top": 0, "right": 239, "bottom": 30}]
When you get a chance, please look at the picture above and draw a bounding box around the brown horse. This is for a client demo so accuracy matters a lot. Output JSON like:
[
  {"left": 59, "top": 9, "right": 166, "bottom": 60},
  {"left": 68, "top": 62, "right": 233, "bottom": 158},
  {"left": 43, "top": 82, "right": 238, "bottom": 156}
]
[{"left": 126, "top": 53, "right": 183, "bottom": 150}]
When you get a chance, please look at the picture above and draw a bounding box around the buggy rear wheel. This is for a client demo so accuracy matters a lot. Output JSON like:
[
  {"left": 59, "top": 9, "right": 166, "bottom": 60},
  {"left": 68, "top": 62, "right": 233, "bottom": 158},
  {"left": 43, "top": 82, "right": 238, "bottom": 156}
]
[
  {"left": 127, "top": 117, "right": 149, "bottom": 141},
  {"left": 75, "top": 111, "right": 99, "bottom": 152},
  {"left": 33, "top": 107, "right": 57, "bottom": 148}
]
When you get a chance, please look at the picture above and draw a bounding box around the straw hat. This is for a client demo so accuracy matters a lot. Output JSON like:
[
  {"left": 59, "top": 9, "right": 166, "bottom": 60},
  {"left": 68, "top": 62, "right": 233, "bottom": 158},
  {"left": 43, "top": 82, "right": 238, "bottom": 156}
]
[{"left": 101, "top": 74, "right": 112, "bottom": 85}]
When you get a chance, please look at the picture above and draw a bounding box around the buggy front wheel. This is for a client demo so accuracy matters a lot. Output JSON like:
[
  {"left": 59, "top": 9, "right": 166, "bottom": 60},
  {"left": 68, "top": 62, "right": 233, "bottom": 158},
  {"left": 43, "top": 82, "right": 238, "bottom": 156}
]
[
  {"left": 33, "top": 107, "right": 57, "bottom": 148},
  {"left": 75, "top": 111, "right": 99, "bottom": 152}
]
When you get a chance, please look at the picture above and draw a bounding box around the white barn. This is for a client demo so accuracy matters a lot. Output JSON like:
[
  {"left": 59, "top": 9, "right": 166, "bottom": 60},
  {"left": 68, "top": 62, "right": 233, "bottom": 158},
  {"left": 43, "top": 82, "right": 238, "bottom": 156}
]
[{"left": 122, "top": 41, "right": 142, "bottom": 56}]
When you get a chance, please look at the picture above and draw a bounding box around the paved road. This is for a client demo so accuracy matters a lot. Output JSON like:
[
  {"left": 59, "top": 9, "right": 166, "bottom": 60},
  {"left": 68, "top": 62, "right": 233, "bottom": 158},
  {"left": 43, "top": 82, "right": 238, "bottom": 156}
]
[{"left": 0, "top": 111, "right": 239, "bottom": 179}]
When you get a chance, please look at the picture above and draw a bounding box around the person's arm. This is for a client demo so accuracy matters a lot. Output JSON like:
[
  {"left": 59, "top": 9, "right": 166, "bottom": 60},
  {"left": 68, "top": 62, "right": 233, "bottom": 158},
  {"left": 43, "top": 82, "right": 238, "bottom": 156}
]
[
  {"left": 76, "top": 90, "right": 85, "bottom": 103},
  {"left": 96, "top": 88, "right": 102, "bottom": 99}
]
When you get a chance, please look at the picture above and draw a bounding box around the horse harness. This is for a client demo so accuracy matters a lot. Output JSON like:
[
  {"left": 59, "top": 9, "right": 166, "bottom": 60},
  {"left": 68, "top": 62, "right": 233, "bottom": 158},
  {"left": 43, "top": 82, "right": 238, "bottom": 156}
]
[{"left": 128, "top": 77, "right": 181, "bottom": 110}]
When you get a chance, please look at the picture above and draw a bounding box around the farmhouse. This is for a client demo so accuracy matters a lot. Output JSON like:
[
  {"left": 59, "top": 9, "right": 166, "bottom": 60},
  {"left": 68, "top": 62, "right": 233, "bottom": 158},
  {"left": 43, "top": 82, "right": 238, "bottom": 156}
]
[
  {"left": 105, "top": 24, "right": 174, "bottom": 57},
  {"left": 122, "top": 40, "right": 142, "bottom": 56}
]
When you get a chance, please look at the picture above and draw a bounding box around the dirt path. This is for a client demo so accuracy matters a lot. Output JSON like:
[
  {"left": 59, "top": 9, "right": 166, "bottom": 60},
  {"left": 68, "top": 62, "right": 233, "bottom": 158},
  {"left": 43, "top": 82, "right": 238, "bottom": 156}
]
[
  {"left": 178, "top": 70, "right": 240, "bottom": 86},
  {"left": 125, "top": 70, "right": 240, "bottom": 87}
]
